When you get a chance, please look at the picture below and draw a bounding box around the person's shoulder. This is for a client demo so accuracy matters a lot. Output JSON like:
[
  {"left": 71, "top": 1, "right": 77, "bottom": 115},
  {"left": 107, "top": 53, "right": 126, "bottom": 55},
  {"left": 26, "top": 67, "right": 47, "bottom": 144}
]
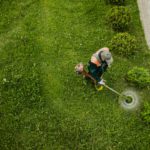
[
  {"left": 96, "top": 47, "right": 109, "bottom": 53},
  {"left": 102, "top": 47, "right": 109, "bottom": 51}
]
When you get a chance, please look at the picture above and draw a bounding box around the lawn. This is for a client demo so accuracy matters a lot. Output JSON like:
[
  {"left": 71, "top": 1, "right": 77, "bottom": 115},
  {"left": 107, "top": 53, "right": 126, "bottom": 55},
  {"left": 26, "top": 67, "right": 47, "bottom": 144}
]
[{"left": 0, "top": 0, "right": 150, "bottom": 149}]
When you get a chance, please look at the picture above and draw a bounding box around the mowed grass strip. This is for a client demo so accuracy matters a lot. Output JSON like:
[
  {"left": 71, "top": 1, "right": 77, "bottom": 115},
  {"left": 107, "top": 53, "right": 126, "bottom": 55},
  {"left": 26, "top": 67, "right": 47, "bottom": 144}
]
[
  {"left": 39, "top": 0, "right": 150, "bottom": 149},
  {"left": 0, "top": 0, "right": 150, "bottom": 149}
]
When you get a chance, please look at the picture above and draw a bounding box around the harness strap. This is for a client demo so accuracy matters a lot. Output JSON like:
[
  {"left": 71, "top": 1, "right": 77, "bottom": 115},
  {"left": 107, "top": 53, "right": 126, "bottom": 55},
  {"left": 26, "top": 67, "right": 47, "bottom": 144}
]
[
  {"left": 98, "top": 51, "right": 103, "bottom": 62},
  {"left": 91, "top": 51, "right": 104, "bottom": 67}
]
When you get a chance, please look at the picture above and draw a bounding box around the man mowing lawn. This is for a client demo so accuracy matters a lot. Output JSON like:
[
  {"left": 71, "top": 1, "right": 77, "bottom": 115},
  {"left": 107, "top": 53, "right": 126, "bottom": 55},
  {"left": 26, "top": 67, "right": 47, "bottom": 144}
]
[{"left": 87, "top": 47, "right": 113, "bottom": 86}]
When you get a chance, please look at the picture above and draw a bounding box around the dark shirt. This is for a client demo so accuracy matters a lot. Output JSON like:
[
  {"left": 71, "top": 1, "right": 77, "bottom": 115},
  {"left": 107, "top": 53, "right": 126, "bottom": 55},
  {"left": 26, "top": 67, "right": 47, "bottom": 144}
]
[{"left": 88, "top": 61, "right": 108, "bottom": 82}]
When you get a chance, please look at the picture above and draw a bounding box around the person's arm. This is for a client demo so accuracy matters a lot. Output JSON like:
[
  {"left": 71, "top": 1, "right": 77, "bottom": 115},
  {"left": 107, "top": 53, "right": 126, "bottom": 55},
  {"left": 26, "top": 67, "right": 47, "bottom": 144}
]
[
  {"left": 92, "top": 70, "right": 105, "bottom": 85},
  {"left": 88, "top": 61, "right": 103, "bottom": 82},
  {"left": 91, "top": 69, "right": 102, "bottom": 82}
]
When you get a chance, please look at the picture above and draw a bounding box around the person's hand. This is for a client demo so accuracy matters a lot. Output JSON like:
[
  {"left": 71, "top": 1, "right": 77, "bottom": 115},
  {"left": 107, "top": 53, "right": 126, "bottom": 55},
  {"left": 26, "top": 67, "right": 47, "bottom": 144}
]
[{"left": 98, "top": 79, "right": 105, "bottom": 85}]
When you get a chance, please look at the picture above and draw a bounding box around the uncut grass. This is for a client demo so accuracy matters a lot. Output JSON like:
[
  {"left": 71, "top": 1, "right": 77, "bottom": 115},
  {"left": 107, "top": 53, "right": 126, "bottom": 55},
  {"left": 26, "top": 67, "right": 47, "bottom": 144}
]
[
  {"left": 0, "top": 1, "right": 47, "bottom": 149},
  {"left": 0, "top": 0, "right": 150, "bottom": 149}
]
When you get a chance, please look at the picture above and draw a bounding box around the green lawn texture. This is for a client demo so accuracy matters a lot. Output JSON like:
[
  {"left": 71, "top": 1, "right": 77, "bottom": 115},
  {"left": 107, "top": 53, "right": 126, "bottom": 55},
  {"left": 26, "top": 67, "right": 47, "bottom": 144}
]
[{"left": 0, "top": 0, "right": 150, "bottom": 149}]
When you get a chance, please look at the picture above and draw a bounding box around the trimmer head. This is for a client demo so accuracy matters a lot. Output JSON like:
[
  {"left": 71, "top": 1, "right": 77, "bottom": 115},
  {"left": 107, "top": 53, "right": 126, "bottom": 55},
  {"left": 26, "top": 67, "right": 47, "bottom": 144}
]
[{"left": 119, "top": 89, "right": 140, "bottom": 111}]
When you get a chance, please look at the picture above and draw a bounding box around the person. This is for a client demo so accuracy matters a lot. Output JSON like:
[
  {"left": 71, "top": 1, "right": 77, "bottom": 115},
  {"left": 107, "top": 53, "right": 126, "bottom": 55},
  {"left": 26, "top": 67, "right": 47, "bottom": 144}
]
[{"left": 87, "top": 47, "right": 113, "bottom": 85}]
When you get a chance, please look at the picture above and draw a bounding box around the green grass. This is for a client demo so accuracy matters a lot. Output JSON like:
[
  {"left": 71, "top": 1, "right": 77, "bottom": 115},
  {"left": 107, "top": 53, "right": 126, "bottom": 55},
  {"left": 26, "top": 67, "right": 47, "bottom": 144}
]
[{"left": 0, "top": 0, "right": 150, "bottom": 149}]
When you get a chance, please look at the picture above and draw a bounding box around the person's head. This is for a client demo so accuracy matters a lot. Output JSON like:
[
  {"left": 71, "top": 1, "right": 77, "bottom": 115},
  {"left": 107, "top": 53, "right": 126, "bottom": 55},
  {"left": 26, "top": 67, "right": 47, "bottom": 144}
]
[{"left": 100, "top": 48, "right": 113, "bottom": 67}]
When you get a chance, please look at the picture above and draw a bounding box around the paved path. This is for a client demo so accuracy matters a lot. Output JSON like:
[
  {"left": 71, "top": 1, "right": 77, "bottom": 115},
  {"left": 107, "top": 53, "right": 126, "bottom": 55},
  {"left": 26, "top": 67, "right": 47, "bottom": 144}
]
[{"left": 137, "top": 0, "right": 150, "bottom": 48}]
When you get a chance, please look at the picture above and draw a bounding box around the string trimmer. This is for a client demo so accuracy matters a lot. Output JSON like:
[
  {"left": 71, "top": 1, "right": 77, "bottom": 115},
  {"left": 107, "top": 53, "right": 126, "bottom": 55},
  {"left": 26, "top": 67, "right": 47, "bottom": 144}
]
[{"left": 75, "top": 63, "right": 140, "bottom": 110}]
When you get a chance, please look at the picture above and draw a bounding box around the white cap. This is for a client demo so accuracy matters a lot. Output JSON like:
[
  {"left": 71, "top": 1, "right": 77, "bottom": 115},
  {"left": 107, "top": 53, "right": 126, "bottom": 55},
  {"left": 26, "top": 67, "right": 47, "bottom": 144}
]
[{"left": 101, "top": 50, "right": 113, "bottom": 66}]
